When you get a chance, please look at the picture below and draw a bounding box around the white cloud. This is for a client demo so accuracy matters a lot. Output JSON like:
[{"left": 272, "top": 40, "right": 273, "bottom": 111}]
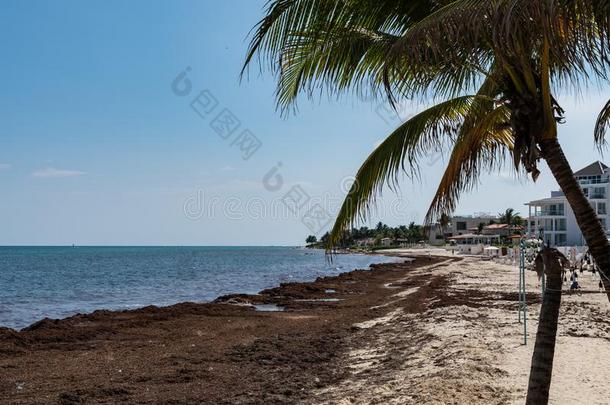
[
  {"left": 32, "top": 167, "right": 86, "bottom": 178},
  {"left": 0, "top": 163, "right": 11, "bottom": 170},
  {"left": 219, "top": 166, "right": 237, "bottom": 172}
]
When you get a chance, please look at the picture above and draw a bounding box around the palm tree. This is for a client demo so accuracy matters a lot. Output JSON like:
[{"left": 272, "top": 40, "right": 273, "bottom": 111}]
[
  {"left": 242, "top": 1, "right": 610, "bottom": 304},
  {"left": 499, "top": 208, "right": 523, "bottom": 236},
  {"left": 512, "top": 214, "right": 524, "bottom": 228},
  {"left": 499, "top": 208, "right": 517, "bottom": 226},
  {"left": 526, "top": 247, "right": 567, "bottom": 404}
]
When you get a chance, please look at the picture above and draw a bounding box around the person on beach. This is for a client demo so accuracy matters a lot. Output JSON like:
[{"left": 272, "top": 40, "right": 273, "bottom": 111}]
[{"left": 570, "top": 279, "right": 581, "bottom": 295}]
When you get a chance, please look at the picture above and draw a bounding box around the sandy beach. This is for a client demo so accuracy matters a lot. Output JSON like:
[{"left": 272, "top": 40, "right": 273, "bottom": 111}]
[{"left": 1, "top": 253, "right": 609, "bottom": 404}]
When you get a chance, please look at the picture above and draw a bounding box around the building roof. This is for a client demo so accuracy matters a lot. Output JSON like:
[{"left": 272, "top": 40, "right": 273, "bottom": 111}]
[
  {"left": 484, "top": 224, "right": 524, "bottom": 230},
  {"left": 448, "top": 233, "right": 501, "bottom": 240},
  {"left": 485, "top": 223, "right": 509, "bottom": 229},
  {"left": 452, "top": 214, "right": 498, "bottom": 220},
  {"left": 525, "top": 196, "right": 566, "bottom": 205},
  {"left": 573, "top": 161, "right": 608, "bottom": 177}
]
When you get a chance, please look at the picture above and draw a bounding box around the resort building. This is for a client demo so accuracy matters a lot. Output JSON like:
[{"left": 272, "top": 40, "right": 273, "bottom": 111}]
[
  {"left": 450, "top": 214, "right": 499, "bottom": 236},
  {"left": 447, "top": 234, "right": 502, "bottom": 254},
  {"left": 525, "top": 161, "right": 610, "bottom": 246},
  {"left": 425, "top": 223, "right": 448, "bottom": 245},
  {"left": 481, "top": 223, "right": 524, "bottom": 237},
  {"left": 380, "top": 237, "right": 393, "bottom": 247},
  {"left": 426, "top": 214, "right": 501, "bottom": 245},
  {"left": 355, "top": 238, "right": 375, "bottom": 247}
]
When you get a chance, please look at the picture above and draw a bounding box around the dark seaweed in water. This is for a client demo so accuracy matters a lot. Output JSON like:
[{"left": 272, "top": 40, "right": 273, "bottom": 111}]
[{"left": 0, "top": 246, "right": 397, "bottom": 329}]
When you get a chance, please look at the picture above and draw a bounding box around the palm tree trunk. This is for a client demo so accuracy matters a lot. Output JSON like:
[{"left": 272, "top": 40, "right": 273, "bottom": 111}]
[
  {"left": 525, "top": 248, "right": 563, "bottom": 404},
  {"left": 539, "top": 138, "right": 610, "bottom": 302}
]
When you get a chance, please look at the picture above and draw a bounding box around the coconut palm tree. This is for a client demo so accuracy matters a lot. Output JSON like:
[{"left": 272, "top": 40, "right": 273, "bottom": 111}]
[
  {"left": 499, "top": 208, "right": 524, "bottom": 235},
  {"left": 499, "top": 208, "right": 517, "bottom": 226},
  {"left": 242, "top": 1, "right": 610, "bottom": 303},
  {"left": 527, "top": 247, "right": 568, "bottom": 404}
]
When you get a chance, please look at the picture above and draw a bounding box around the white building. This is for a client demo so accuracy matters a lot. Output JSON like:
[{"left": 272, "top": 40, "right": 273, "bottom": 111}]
[
  {"left": 380, "top": 237, "right": 393, "bottom": 247},
  {"left": 450, "top": 214, "right": 499, "bottom": 236},
  {"left": 425, "top": 223, "right": 448, "bottom": 246},
  {"left": 448, "top": 233, "right": 501, "bottom": 254},
  {"left": 425, "top": 215, "right": 499, "bottom": 245},
  {"left": 525, "top": 161, "right": 609, "bottom": 246}
]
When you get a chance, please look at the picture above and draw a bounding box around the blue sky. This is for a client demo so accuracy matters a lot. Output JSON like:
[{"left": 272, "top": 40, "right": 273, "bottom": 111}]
[{"left": 0, "top": 0, "right": 609, "bottom": 245}]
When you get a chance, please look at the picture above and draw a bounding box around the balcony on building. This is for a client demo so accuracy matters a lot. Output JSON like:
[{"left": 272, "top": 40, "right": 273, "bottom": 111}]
[{"left": 528, "top": 200, "right": 566, "bottom": 217}]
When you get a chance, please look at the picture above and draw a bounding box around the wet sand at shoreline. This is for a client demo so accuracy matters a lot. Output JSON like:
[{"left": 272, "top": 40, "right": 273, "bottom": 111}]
[{"left": 1, "top": 253, "right": 608, "bottom": 404}]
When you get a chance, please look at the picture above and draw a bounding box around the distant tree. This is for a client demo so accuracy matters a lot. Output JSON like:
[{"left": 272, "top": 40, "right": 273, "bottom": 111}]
[
  {"left": 407, "top": 222, "right": 424, "bottom": 242},
  {"left": 499, "top": 208, "right": 524, "bottom": 236},
  {"left": 312, "top": 221, "right": 433, "bottom": 248},
  {"left": 477, "top": 222, "right": 485, "bottom": 235},
  {"left": 512, "top": 214, "right": 524, "bottom": 227},
  {"left": 305, "top": 235, "right": 317, "bottom": 244},
  {"left": 320, "top": 232, "right": 330, "bottom": 245},
  {"left": 397, "top": 225, "right": 409, "bottom": 239},
  {"left": 360, "top": 226, "right": 371, "bottom": 238},
  {"left": 499, "top": 208, "right": 511, "bottom": 224},
  {"left": 499, "top": 208, "right": 520, "bottom": 225}
]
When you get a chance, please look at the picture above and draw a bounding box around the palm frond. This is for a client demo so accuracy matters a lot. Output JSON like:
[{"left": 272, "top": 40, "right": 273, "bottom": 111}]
[
  {"left": 276, "top": 26, "right": 398, "bottom": 111},
  {"left": 425, "top": 105, "right": 514, "bottom": 223},
  {"left": 242, "top": 0, "right": 446, "bottom": 108},
  {"left": 424, "top": 69, "right": 520, "bottom": 222},
  {"left": 382, "top": 0, "right": 610, "bottom": 100},
  {"left": 595, "top": 99, "right": 610, "bottom": 151},
  {"left": 241, "top": 0, "right": 327, "bottom": 77},
  {"left": 327, "top": 95, "right": 493, "bottom": 249}
]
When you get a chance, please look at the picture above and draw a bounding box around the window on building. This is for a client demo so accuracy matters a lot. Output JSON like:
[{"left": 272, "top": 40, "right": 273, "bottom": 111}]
[
  {"left": 598, "top": 202, "right": 607, "bottom": 215},
  {"left": 544, "top": 219, "right": 554, "bottom": 231},
  {"left": 592, "top": 187, "right": 606, "bottom": 199},
  {"left": 456, "top": 222, "right": 467, "bottom": 231},
  {"left": 555, "top": 233, "right": 567, "bottom": 246},
  {"left": 600, "top": 218, "right": 607, "bottom": 231},
  {"left": 555, "top": 218, "right": 566, "bottom": 231},
  {"left": 547, "top": 203, "right": 564, "bottom": 216},
  {"left": 579, "top": 175, "right": 603, "bottom": 185}
]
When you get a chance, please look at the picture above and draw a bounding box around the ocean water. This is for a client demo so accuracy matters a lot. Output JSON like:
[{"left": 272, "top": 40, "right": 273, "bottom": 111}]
[{"left": 0, "top": 246, "right": 396, "bottom": 330}]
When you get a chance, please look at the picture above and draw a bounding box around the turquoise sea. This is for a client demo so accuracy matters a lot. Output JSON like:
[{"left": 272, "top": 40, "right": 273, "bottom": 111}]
[{"left": 0, "top": 246, "right": 396, "bottom": 330}]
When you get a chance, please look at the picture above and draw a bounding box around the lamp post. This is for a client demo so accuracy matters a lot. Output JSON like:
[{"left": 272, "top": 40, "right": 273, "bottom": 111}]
[{"left": 518, "top": 237, "right": 527, "bottom": 345}]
